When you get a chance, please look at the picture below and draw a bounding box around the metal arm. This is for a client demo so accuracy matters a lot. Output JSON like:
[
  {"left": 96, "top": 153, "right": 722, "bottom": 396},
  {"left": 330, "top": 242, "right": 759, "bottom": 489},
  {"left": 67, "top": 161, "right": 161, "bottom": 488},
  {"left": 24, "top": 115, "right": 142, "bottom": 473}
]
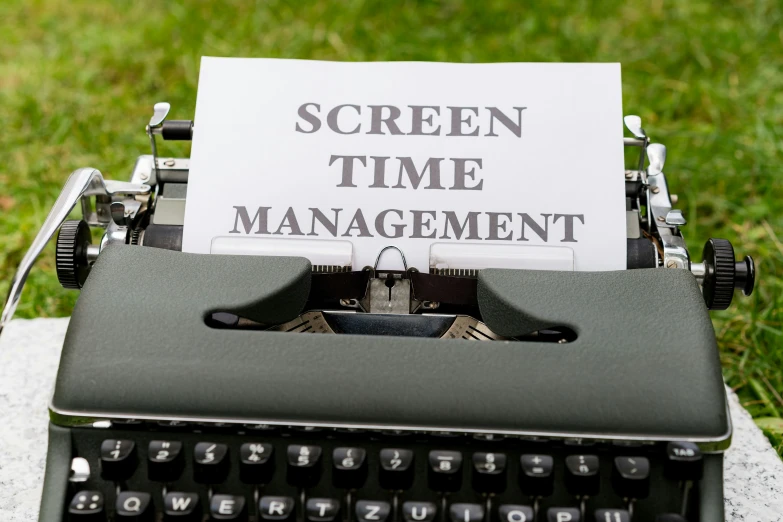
[{"left": 0, "top": 168, "right": 149, "bottom": 335}]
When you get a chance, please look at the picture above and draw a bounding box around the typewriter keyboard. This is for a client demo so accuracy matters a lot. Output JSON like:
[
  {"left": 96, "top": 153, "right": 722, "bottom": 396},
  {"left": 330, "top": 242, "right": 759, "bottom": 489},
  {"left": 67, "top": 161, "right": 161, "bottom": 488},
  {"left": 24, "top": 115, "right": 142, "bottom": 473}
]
[{"left": 64, "top": 426, "right": 705, "bottom": 522}]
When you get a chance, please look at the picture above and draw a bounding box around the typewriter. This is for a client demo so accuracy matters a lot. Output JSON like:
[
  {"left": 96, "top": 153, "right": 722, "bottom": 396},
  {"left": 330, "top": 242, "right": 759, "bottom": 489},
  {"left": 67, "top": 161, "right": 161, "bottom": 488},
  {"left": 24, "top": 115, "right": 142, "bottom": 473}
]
[{"left": 0, "top": 105, "right": 756, "bottom": 522}]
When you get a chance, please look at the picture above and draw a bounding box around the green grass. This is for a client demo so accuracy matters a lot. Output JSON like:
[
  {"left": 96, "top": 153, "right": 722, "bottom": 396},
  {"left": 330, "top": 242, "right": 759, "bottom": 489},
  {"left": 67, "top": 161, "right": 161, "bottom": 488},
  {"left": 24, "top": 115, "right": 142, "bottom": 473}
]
[{"left": 1, "top": 0, "right": 781, "bottom": 453}]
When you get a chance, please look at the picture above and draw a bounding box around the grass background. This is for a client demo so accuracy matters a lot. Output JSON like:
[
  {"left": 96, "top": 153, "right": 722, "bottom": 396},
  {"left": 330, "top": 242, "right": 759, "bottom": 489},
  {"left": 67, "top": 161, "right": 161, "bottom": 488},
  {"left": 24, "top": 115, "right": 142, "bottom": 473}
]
[{"left": 1, "top": 0, "right": 781, "bottom": 453}]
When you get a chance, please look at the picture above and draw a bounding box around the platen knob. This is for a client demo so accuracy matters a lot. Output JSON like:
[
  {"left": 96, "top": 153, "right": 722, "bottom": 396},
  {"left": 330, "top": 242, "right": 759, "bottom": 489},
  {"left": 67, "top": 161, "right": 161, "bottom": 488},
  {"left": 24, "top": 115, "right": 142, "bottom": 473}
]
[
  {"left": 56, "top": 220, "right": 92, "bottom": 289},
  {"left": 701, "top": 238, "right": 755, "bottom": 310}
]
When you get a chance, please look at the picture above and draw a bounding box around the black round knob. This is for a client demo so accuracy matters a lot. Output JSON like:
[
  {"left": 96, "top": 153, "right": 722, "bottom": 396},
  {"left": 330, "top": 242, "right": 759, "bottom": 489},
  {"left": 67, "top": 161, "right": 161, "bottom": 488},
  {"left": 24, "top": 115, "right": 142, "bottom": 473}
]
[
  {"left": 701, "top": 238, "right": 755, "bottom": 310},
  {"left": 56, "top": 220, "right": 92, "bottom": 289}
]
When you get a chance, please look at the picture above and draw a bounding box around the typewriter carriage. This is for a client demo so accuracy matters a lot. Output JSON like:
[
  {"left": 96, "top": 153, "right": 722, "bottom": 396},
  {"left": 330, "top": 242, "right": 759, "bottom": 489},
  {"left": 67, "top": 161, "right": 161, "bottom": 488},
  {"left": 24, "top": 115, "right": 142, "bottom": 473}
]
[{"left": 0, "top": 103, "right": 756, "bottom": 338}]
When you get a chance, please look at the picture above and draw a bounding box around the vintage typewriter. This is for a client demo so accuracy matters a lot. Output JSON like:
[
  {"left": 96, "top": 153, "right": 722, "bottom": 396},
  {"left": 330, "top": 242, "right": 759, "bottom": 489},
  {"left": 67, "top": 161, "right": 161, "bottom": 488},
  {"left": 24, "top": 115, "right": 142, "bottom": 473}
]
[{"left": 0, "top": 105, "right": 756, "bottom": 522}]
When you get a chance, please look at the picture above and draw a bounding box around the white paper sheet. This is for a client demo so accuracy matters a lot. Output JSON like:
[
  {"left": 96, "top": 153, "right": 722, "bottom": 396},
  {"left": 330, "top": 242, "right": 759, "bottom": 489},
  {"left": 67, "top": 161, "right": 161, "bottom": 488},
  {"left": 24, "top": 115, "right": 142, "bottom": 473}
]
[{"left": 183, "top": 57, "right": 626, "bottom": 271}]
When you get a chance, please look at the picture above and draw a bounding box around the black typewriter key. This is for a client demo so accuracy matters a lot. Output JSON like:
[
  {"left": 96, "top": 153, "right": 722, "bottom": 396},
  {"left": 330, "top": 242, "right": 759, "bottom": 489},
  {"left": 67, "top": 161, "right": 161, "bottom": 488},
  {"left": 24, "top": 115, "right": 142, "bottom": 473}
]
[
  {"left": 402, "top": 501, "right": 437, "bottom": 522},
  {"left": 519, "top": 454, "right": 554, "bottom": 496},
  {"left": 148, "top": 440, "right": 184, "bottom": 482},
  {"left": 259, "top": 496, "right": 295, "bottom": 521},
  {"left": 612, "top": 456, "right": 650, "bottom": 499},
  {"left": 68, "top": 490, "right": 105, "bottom": 520},
  {"left": 333, "top": 447, "right": 368, "bottom": 488},
  {"left": 210, "top": 494, "right": 247, "bottom": 520},
  {"left": 471, "top": 451, "right": 507, "bottom": 492},
  {"left": 655, "top": 515, "right": 688, "bottom": 522},
  {"left": 115, "top": 492, "right": 153, "bottom": 521},
  {"left": 379, "top": 448, "right": 414, "bottom": 490},
  {"left": 306, "top": 498, "right": 341, "bottom": 522},
  {"left": 428, "top": 450, "right": 462, "bottom": 491},
  {"left": 547, "top": 508, "right": 580, "bottom": 522},
  {"left": 356, "top": 500, "right": 391, "bottom": 522},
  {"left": 194, "top": 442, "right": 230, "bottom": 483},
  {"left": 239, "top": 442, "right": 274, "bottom": 483},
  {"left": 665, "top": 441, "right": 703, "bottom": 481},
  {"left": 163, "top": 492, "right": 200, "bottom": 520},
  {"left": 564, "top": 455, "right": 600, "bottom": 496},
  {"left": 287, "top": 444, "right": 323, "bottom": 486},
  {"left": 594, "top": 509, "right": 630, "bottom": 522},
  {"left": 449, "top": 503, "right": 484, "bottom": 522},
  {"left": 99, "top": 439, "right": 136, "bottom": 480},
  {"left": 497, "top": 505, "right": 534, "bottom": 522}
]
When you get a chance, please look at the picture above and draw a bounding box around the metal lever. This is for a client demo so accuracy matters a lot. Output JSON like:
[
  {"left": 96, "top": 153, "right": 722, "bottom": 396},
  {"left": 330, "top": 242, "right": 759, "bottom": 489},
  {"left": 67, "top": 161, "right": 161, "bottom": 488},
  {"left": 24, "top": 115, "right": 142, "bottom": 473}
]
[
  {"left": 0, "top": 168, "right": 149, "bottom": 336},
  {"left": 146, "top": 102, "right": 171, "bottom": 182}
]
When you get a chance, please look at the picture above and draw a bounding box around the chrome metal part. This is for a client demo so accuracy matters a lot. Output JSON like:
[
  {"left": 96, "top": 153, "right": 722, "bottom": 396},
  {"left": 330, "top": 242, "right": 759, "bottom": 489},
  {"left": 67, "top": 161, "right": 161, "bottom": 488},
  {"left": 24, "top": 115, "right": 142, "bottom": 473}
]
[
  {"left": 624, "top": 115, "right": 649, "bottom": 173},
  {"left": 69, "top": 457, "right": 91, "bottom": 483},
  {"left": 647, "top": 143, "right": 667, "bottom": 176},
  {"left": 690, "top": 262, "right": 706, "bottom": 284},
  {"left": 665, "top": 209, "right": 687, "bottom": 226},
  {"left": 47, "top": 400, "right": 733, "bottom": 453},
  {"left": 146, "top": 102, "right": 171, "bottom": 182},
  {"left": 441, "top": 316, "right": 506, "bottom": 341},
  {"left": 645, "top": 153, "right": 690, "bottom": 270},
  {"left": 0, "top": 168, "right": 149, "bottom": 335},
  {"left": 368, "top": 278, "right": 411, "bottom": 314}
]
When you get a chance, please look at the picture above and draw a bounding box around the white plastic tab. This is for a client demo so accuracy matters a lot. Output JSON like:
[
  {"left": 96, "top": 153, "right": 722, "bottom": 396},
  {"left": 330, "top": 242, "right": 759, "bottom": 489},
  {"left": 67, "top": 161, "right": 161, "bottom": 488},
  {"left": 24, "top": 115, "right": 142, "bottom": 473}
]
[
  {"left": 429, "top": 243, "right": 574, "bottom": 272},
  {"left": 211, "top": 237, "right": 353, "bottom": 268}
]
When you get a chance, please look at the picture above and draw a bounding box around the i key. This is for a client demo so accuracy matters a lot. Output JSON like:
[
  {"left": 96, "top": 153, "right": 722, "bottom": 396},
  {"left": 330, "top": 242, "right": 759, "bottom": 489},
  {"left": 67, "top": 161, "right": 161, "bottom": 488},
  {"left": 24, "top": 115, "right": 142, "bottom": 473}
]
[
  {"left": 116, "top": 491, "right": 153, "bottom": 521},
  {"left": 333, "top": 447, "right": 367, "bottom": 489},
  {"left": 148, "top": 440, "right": 184, "bottom": 482},
  {"left": 379, "top": 448, "right": 414, "bottom": 490},
  {"left": 428, "top": 450, "right": 462, "bottom": 491},
  {"left": 194, "top": 442, "right": 230, "bottom": 483},
  {"left": 564, "top": 455, "right": 600, "bottom": 497},
  {"left": 100, "top": 439, "right": 136, "bottom": 480},
  {"left": 449, "top": 503, "right": 484, "bottom": 522}
]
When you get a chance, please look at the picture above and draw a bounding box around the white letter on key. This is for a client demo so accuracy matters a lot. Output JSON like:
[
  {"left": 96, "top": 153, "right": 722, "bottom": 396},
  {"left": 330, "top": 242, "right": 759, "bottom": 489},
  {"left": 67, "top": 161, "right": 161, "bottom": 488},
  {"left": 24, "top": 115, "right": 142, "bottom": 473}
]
[
  {"left": 366, "top": 505, "right": 382, "bottom": 520},
  {"left": 268, "top": 501, "right": 284, "bottom": 515},
  {"left": 557, "top": 513, "right": 572, "bottom": 522},
  {"left": 317, "top": 502, "right": 331, "bottom": 517},
  {"left": 506, "top": 510, "right": 526, "bottom": 522},
  {"left": 411, "top": 507, "right": 428, "bottom": 521},
  {"left": 123, "top": 497, "right": 141, "bottom": 512},
  {"left": 219, "top": 499, "right": 235, "bottom": 514}
]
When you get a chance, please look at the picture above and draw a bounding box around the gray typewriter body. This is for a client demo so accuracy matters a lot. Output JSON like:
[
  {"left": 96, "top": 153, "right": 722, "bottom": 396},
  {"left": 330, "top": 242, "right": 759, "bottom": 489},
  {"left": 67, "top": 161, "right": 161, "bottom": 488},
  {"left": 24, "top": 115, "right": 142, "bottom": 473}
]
[{"left": 1, "top": 107, "right": 755, "bottom": 522}]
